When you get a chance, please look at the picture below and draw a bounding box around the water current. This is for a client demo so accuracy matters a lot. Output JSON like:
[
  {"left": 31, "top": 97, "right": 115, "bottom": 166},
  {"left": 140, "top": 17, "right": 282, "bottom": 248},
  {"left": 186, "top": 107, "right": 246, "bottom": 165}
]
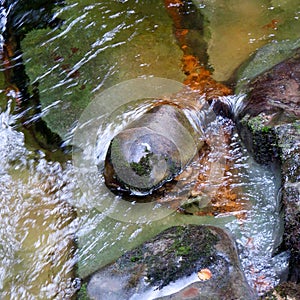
[{"left": 0, "top": 0, "right": 299, "bottom": 299}]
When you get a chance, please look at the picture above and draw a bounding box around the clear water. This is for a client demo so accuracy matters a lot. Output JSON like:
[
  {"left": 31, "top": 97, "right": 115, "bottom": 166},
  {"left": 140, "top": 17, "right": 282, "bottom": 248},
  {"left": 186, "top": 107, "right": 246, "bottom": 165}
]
[
  {"left": 0, "top": 0, "right": 298, "bottom": 299},
  {"left": 0, "top": 97, "right": 287, "bottom": 298}
]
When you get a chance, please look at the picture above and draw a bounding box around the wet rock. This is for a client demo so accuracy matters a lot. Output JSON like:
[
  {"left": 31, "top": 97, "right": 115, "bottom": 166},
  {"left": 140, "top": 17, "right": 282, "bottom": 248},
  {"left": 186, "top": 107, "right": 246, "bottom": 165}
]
[
  {"left": 237, "top": 48, "right": 300, "bottom": 120},
  {"left": 276, "top": 124, "right": 300, "bottom": 283},
  {"left": 84, "top": 225, "right": 256, "bottom": 300},
  {"left": 20, "top": 0, "right": 185, "bottom": 138},
  {"left": 235, "top": 49, "right": 300, "bottom": 283},
  {"left": 260, "top": 282, "right": 300, "bottom": 300},
  {"left": 104, "top": 104, "right": 202, "bottom": 196},
  {"left": 191, "top": 0, "right": 300, "bottom": 82},
  {"left": 235, "top": 39, "right": 300, "bottom": 94}
]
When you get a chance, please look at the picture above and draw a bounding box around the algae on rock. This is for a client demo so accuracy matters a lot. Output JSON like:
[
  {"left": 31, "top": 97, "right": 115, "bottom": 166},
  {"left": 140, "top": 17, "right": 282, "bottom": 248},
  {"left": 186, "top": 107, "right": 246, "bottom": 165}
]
[{"left": 21, "top": 0, "right": 185, "bottom": 138}]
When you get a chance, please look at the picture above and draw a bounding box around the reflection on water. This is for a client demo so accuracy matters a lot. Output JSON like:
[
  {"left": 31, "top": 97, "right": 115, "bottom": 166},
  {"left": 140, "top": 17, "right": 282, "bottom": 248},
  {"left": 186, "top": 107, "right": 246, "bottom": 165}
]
[{"left": 193, "top": 0, "right": 300, "bottom": 81}]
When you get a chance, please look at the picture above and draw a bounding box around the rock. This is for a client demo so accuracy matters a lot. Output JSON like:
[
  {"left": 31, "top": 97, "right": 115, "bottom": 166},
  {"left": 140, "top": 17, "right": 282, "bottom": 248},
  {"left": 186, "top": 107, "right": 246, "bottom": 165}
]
[
  {"left": 85, "top": 225, "right": 256, "bottom": 300},
  {"left": 260, "top": 282, "right": 300, "bottom": 300},
  {"left": 234, "top": 49, "right": 300, "bottom": 283},
  {"left": 104, "top": 104, "right": 203, "bottom": 196},
  {"left": 191, "top": 0, "right": 300, "bottom": 82},
  {"left": 235, "top": 39, "right": 300, "bottom": 94},
  {"left": 20, "top": 0, "right": 185, "bottom": 138},
  {"left": 236, "top": 48, "right": 300, "bottom": 119},
  {"left": 276, "top": 124, "right": 300, "bottom": 282}
]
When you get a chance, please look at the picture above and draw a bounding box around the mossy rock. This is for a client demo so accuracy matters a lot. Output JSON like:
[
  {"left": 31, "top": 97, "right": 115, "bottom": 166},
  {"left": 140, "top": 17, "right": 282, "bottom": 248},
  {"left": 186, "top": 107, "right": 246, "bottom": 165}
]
[
  {"left": 21, "top": 0, "right": 184, "bottom": 138},
  {"left": 239, "top": 114, "right": 280, "bottom": 165},
  {"left": 104, "top": 104, "right": 201, "bottom": 196},
  {"left": 86, "top": 225, "right": 255, "bottom": 299}
]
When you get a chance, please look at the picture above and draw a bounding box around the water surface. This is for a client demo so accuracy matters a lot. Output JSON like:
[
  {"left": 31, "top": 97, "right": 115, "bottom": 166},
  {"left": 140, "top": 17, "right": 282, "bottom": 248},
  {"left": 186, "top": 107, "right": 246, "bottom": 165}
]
[{"left": 0, "top": 0, "right": 298, "bottom": 298}]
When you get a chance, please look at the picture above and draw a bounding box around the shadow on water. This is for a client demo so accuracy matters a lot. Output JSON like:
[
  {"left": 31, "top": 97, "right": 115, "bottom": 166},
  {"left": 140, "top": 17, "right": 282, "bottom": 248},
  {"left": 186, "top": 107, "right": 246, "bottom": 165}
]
[{"left": 1, "top": 0, "right": 68, "bottom": 161}]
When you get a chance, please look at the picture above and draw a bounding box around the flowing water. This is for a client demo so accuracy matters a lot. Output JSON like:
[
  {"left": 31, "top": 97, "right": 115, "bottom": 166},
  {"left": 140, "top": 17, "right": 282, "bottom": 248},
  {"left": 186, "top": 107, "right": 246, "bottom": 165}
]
[{"left": 0, "top": 0, "right": 299, "bottom": 299}]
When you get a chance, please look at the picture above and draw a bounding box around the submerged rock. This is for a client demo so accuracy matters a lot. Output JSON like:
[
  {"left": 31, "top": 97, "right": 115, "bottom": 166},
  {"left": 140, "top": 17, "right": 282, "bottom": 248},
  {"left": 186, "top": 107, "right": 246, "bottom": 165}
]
[
  {"left": 235, "top": 39, "right": 300, "bottom": 94},
  {"left": 235, "top": 49, "right": 300, "bottom": 283},
  {"left": 85, "top": 225, "right": 256, "bottom": 300},
  {"left": 21, "top": 0, "right": 185, "bottom": 138},
  {"left": 104, "top": 104, "right": 203, "bottom": 196},
  {"left": 191, "top": 0, "right": 300, "bottom": 82}
]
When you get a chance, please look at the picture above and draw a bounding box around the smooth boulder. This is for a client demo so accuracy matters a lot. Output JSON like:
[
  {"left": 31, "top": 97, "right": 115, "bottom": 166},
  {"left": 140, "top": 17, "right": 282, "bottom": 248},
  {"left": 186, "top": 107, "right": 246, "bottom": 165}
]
[{"left": 104, "top": 104, "right": 203, "bottom": 195}]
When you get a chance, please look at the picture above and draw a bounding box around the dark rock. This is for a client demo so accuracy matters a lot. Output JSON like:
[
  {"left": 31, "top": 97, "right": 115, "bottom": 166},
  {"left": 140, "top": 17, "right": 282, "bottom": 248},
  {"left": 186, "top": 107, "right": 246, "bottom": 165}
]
[
  {"left": 237, "top": 48, "right": 300, "bottom": 119},
  {"left": 85, "top": 225, "right": 256, "bottom": 300},
  {"left": 235, "top": 50, "right": 300, "bottom": 283},
  {"left": 238, "top": 114, "right": 280, "bottom": 165},
  {"left": 276, "top": 124, "right": 300, "bottom": 283},
  {"left": 235, "top": 39, "right": 300, "bottom": 94},
  {"left": 104, "top": 104, "right": 203, "bottom": 196},
  {"left": 260, "top": 281, "right": 300, "bottom": 300}
]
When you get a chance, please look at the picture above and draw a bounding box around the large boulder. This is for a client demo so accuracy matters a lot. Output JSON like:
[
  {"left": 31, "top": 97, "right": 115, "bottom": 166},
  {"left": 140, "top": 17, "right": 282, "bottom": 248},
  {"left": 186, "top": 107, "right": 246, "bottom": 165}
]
[
  {"left": 21, "top": 0, "right": 185, "bottom": 138},
  {"left": 104, "top": 104, "right": 203, "bottom": 196},
  {"left": 235, "top": 48, "right": 300, "bottom": 282},
  {"left": 84, "top": 225, "right": 256, "bottom": 300}
]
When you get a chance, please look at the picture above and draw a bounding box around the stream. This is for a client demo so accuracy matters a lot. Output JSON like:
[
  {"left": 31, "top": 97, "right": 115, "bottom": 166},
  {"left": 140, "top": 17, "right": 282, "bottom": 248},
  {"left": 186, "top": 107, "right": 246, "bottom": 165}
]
[{"left": 0, "top": 0, "right": 299, "bottom": 299}]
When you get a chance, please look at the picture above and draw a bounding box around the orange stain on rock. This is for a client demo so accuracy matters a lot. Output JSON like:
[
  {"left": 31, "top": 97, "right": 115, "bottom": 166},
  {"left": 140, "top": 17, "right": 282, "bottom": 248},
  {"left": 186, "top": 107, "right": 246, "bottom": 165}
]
[
  {"left": 182, "top": 286, "right": 199, "bottom": 297},
  {"left": 182, "top": 54, "right": 232, "bottom": 100},
  {"left": 163, "top": 0, "right": 249, "bottom": 218},
  {"left": 263, "top": 19, "right": 279, "bottom": 30}
]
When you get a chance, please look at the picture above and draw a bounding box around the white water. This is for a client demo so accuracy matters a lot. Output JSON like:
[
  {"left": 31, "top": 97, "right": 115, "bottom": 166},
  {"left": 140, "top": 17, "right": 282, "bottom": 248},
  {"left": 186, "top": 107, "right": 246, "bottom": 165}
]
[{"left": 0, "top": 87, "right": 290, "bottom": 299}]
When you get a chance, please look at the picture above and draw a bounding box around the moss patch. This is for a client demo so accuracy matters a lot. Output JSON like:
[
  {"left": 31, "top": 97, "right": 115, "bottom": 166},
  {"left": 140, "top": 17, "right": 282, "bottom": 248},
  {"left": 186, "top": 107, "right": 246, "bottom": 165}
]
[
  {"left": 130, "top": 151, "right": 153, "bottom": 177},
  {"left": 122, "top": 225, "right": 219, "bottom": 289},
  {"left": 77, "top": 282, "right": 91, "bottom": 300},
  {"left": 240, "top": 114, "right": 280, "bottom": 164}
]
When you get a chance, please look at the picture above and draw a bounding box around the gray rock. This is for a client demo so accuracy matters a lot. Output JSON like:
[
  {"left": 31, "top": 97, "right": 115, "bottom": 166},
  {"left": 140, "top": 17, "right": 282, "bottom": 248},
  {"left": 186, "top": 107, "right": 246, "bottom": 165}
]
[
  {"left": 235, "top": 49, "right": 300, "bottom": 282},
  {"left": 85, "top": 225, "right": 256, "bottom": 300},
  {"left": 104, "top": 104, "right": 203, "bottom": 196}
]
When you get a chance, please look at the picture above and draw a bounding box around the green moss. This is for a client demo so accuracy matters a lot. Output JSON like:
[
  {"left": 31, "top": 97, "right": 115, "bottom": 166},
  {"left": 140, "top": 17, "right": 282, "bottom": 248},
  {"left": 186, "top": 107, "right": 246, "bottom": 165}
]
[
  {"left": 77, "top": 282, "right": 91, "bottom": 300},
  {"left": 246, "top": 115, "right": 271, "bottom": 133},
  {"left": 130, "top": 255, "right": 142, "bottom": 262},
  {"left": 261, "top": 126, "right": 271, "bottom": 133},
  {"left": 176, "top": 245, "right": 191, "bottom": 256},
  {"left": 292, "top": 121, "right": 300, "bottom": 133},
  {"left": 130, "top": 151, "right": 153, "bottom": 177},
  {"left": 142, "top": 226, "right": 220, "bottom": 289}
]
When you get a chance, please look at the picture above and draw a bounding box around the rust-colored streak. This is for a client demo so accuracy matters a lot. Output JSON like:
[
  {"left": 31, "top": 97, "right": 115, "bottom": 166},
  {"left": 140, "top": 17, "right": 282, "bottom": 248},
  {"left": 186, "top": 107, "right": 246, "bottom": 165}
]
[
  {"left": 163, "top": 1, "right": 247, "bottom": 219},
  {"left": 165, "top": 0, "right": 232, "bottom": 100},
  {"left": 182, "top": 54, "right": 232, "bottom": 100},
  {"left": 164, "top": 0, "right": 189, "bottom": 55},
  {"left": 263, "top": 19, "right": 279, "bottom": 30}
]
